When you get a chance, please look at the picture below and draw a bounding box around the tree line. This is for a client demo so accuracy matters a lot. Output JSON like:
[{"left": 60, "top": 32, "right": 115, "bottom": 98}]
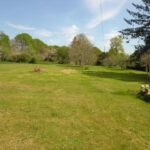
[
  {"left": 0, "top": 32, "right": 71, "bottom": 64},
  {"left": 0, "top": 31, "right": 129, "bottom": 68}
]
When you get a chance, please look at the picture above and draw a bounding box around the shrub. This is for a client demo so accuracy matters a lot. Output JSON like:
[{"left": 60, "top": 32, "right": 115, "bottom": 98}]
[
  {"left": 10, "top": 52, "right": 39, "bottom": 63},
  {"left": 33, "top": 67, "right": 43, "bottom": 73}
]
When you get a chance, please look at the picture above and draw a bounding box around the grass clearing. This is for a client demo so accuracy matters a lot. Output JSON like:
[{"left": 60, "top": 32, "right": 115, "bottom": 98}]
[{"left": 0, "top": 63, "right": 150, "bottom": 150}]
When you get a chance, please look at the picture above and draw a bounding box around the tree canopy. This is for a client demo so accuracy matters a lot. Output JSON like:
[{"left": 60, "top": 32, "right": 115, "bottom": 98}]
[
  {"left": 69, "top": 34, "right": 98, "bottom": 65},
  {"left": 121, "top": 0, "right": 150, "bottom": 52},
  {"left": 109, "top": 36, "right": 125, "bottom": 55},
  {"left": 120, "top": 0, "right": 150, "bottom": 70},
  {"left": 0, "top": 32, "right": 11, "bottom": 61}
]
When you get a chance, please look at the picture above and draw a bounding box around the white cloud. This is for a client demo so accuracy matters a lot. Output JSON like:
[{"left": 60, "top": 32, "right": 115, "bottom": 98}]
[
  {"left": 85, "top": 0, "right": 105, "bottom": 13},
  {"left": 36, "top": 29, "right": 53, "bottom": 38},
  {"left": 62, "top": 25, "right": 80, "bottom": 42},
  {"left": 85, "top": 0, "right": 127, "bottom": 28},
  {"left": 7, "top": 22, "right": 35, "bottom": 31}
]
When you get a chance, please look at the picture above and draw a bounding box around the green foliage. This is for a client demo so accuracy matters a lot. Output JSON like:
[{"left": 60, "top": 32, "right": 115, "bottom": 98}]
[
  {"left": 45, "top": 48, "right": 57, "bottom": 62},
  {"left": 14, "top": 33, "right": 33, "bottom": 51},
  {"left": 0, "top": 32, "right": 11, "bottom": 61},
  {"left": 69, "top": 33, "right": 97, "bottom": 65},
  {"left": 101, "top": 36, "right": 128, "bottom": 69},
  {"left": 103, "top": 54, "right": 128, "bottom": 69},
  {"left": 121, "top": 0, "right": 150, "bottom": 70},
  {"left": 109, "top": 36, "right": 125, "bottom": 55},
  {"left": 96, "top": 52, "right": 108, "bottom": 65},
  {"left": 10, "top": 33, "right": 52, "bottom": 63},
  {"left": 32, "top": 39, "right": 49, "bottom": 60},
  {"left": 93, "top": 46, "right": 101, "bottom": 55},
  {"left": 10, "top": 52, "right": 35, "bottom": 63},
  {"left": 56, "top": 46, "right": 69, "bottom": 64}
]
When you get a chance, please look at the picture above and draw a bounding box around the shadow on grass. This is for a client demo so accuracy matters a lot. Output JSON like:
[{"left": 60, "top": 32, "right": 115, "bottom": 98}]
[
  {"left": 137, "top": 92, "right": 150, "bottom": 103},
  {"left": 83, "top": 70, "right": 148, "bottom": 83}
]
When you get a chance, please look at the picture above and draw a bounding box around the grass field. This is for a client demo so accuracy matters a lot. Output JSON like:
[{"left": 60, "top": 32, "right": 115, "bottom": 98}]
[{"left": 0, "top": 63, "right": 150, "bottom": 150}]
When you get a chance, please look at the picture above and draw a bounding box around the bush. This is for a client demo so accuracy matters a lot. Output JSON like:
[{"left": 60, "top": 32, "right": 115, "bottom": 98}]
[
  {"left": 10, "top": 52, "right": 39, "bottom": 63},
  {"left": 29, "top": 55, "right": 40, "bottom": 64},
  {"left": 102, "top": 54, "right": 128, "bottom": 69}
]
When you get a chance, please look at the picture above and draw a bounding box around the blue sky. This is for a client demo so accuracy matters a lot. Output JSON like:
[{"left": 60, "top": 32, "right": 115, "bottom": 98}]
[{"left": 0, "top": 0, "right": 141, "bottom": 53}]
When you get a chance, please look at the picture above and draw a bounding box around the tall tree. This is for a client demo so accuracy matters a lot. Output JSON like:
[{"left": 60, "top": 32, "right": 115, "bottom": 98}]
[
  {"left": 32, "top": 39, "right": 49, "bottom": 60},
  {"left": 69, "top": 34, "right": 97, "bottom": 65},
  {"left": 0, "top": 32, "right": 11, "bottom": 61},
  {"left": 11, "top": 33, "right": 39, "bottom": 63},
  {"left": 121, "top": 0, "right": 150, "bottom": 45},
  {"left": 14, "top": 33, "right": 33, "bottom": 51},
  {"left": 141, "top": 51, "right": 150, "bottom": 74},
  {"left": 102, "top": 36, "right": 128, "bottom": 69},
  {"left": 109, "top": 36, "right": 125, "bottom": 55},
  {"left": 56, "top": 46, "right": 69, "bottom": 64},
  {"left": 121, "top": 0, "right": 150, "bottom": 59}
]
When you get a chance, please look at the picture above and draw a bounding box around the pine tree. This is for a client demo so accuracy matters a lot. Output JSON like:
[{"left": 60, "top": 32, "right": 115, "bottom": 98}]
[
  {"left": 121, "top": 0, "right": 150, "bottom": 70},
  {"left": 121, "top": 0, "right": 150, "bottom": 52}
]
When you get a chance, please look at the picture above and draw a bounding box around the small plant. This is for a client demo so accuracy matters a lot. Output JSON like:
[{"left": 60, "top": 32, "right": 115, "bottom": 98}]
[
  {"left": 83, "top": 66, "right": 89, "bottom": 70},
  {"left": 33, "top": 67, "right": 43, "bottom": 73}
]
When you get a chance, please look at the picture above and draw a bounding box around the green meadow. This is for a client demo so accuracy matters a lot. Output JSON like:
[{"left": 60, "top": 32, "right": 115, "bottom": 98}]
[{"left": 0, "top": 63, "right": 150, "bottom": 150}]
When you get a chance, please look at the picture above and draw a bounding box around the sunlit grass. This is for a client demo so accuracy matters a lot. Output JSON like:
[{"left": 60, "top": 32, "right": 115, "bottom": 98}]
[{"left": 0, "top": 63, "right": 150, "bottom": 150}]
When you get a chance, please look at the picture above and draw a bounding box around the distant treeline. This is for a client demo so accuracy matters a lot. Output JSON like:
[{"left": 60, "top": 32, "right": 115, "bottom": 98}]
[{"left": 0, "top": 32, "right": 147, "bottom": 71}]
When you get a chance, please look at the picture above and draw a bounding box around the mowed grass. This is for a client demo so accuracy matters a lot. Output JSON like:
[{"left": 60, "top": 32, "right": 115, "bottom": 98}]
[{"left": 0, "top": 63, "right": 150, "bottom": 150}]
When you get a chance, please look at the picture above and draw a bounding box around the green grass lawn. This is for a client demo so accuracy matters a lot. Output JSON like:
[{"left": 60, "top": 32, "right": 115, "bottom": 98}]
[{"left": 0, "top": 63, "right": 150, "bottom": 150}]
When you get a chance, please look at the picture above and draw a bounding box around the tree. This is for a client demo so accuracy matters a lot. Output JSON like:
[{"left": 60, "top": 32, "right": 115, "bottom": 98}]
[
  {"left": 32, "top": 39, "right": 49, "bottom": 60},
  {"left": 120, "top": 0, "right": 150, "bottom": 70},
  {"left": 141, "top": 51, "right": 150, "bottom": 75},
  {"left": 92, "top": 46, "right": 102, "bottom": 65},
  {"left": 14, "top": 33, "right": 33, "bottom": 51},
  {"left": 69, "top": 34, "right": 97, "bottom": 65},
  {"left": 97, "top": 52, "right": 108, "bottom": 65},
  {"left": 56, "top": 46, "right": 69, "bottom": 64},
  {"left": 102, "top": 36, "right": 128, "bottom": 68},
  {"left": 11, "top": 33, "right": 40, "bottom": 63},
  {"left": 109, "top": 36, "right": 124, "bottom": 55},
  {"left": 0, "top": 32, "right": 11, "bottom": 61},
  {"left": 45, "top": 47, "right": 57, "bottom": 62},
  {"left": 102, "top": 54, "right": 128, "bottom": 69}
]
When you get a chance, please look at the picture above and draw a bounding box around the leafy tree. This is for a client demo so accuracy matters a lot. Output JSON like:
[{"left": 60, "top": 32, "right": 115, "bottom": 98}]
[
  {"left": 103, "top": 54, "right": 128, "bottom": 69},
  {"left": 45, "top": 47, "right": 57, "bottom": 62},
  {"left": 102, "top": 36, "right": 128, "bottom": 68},
  {"left": 12, "top": 33, "right": 42, "bottom": 63},
  {"left": 141, "top": 51, "right": 150, "bottom": 74},
  {"left": 109, "top": 36, "right": 124, "bottom": 55},
  {"left": 56, "top": 46, "right": 69, "bottom": 64},
  {"left": 96, "top": 52, "right": 108, "bottom": 65},
  {"left": 69, "top": 33, "right": 97, "bottom": 65},
  {"left": 14, "top": 33, "right": 33, "bottom": 51},
  {"left": 92, "top": 46, "right": 102, "bottom": 65},
  {"left": 32, "top": 39, "right": 49, "bottom": 60},
  {"left": 121, "top": 0, "right": 150, "bottom": 70},
  {"left": 0, "top": 32, "right": 11, "bottom": 61}
]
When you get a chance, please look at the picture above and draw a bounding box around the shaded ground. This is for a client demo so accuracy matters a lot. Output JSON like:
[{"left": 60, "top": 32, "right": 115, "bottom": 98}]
[{"left": 83, "top": 70, "right": 148, "bottom": 83}]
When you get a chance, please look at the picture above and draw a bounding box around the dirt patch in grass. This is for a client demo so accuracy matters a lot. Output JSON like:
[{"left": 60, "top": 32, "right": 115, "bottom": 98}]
[{"left": 61, "top": 69, "right": 76, "bottom": 75}]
